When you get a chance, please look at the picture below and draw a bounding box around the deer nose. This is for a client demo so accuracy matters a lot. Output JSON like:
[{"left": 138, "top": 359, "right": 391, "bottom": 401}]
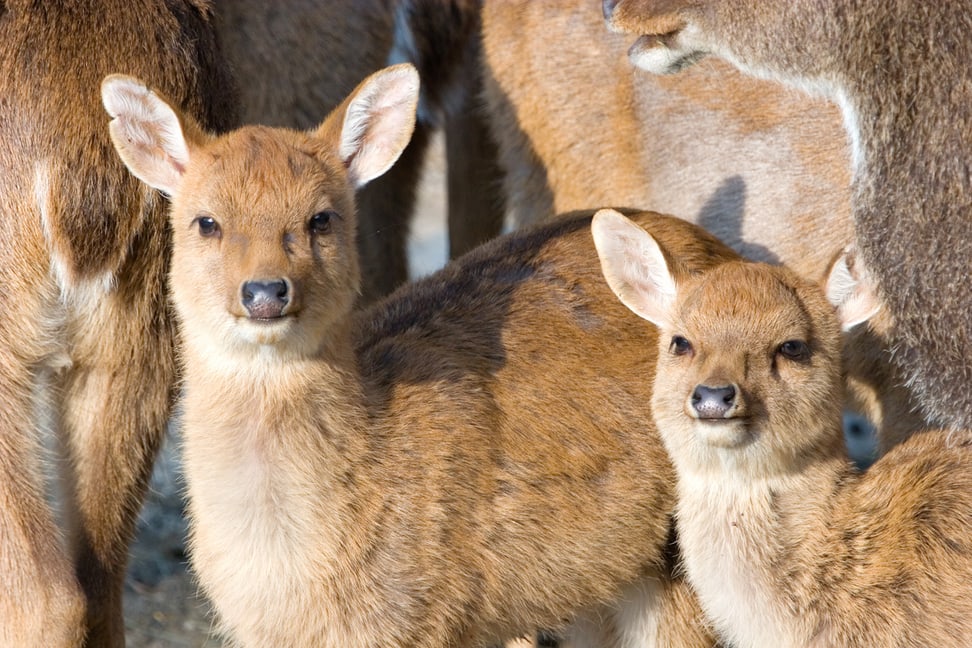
[
  {"left": 241, "top": 279, "right": 289, "bottom": 319},
  {"left": 691, "top": 384, "right": 738, "bottom": 419},
  {"left": 602, "top": 0, "right": 620, "bottom": 21}
]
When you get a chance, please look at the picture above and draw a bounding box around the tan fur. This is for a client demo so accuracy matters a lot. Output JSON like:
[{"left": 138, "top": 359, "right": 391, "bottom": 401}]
[
  {"left": 597, "top": 209, "right": 972, "bottom": 647},
  {"left": 104, "top": 64, "right": 741, "bottom": 647},
  {"left": 603, "top": 0, "right": 972, "bottom": 434},
  {"left": 215, "top": 0, "right": 503, "bottom": 302},
  {"left": 0, "top": 1, "right": 236, "bottom": 645},
  {"left": 478, "top": 0, "right": 926, "bottom": 452}
]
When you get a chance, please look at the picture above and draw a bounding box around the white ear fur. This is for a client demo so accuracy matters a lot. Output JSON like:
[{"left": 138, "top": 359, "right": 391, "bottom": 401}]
[
  {"left": 338, "top": 63, "right": 419, "bottom": 188},
  {"left": 826, "top": 248, "right": 882, "bottom": 331},
  {"left": 101, "top": 74, "right": 189, "bottom": 195},
  {"left": 591, "top": 209, "right": 677, "bottom": 328}
]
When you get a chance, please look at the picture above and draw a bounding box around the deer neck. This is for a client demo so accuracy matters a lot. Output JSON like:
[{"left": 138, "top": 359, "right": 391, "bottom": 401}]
[
  {"left": 176, "top": 316, "right": 375, "bottom": 634},
  {"left": 671, "top": 427, "right": 851, "bottom": 648}
]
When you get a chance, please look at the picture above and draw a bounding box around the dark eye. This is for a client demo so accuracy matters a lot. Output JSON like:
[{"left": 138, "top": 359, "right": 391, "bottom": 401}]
[
  {"left": 309, "top": 210, "right": 336, "bottom": 235},
  {"left": 778, "top": 340, "right": 811, "bottom": 362},
  {"left": 670, "top": 335, "right": 693, "bottom": 356},
  {"left": 194, "top": 215, "right": 220, "bottom": 238}
]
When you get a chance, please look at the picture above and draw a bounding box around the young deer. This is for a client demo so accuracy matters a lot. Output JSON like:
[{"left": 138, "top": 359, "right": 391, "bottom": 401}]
[
  {"left": 603, "top": 0, "right": 972, "bottom": 436},
  {"left": 595, "top": 208, "right": 972, "bottom": 648},
  {"left": 0, "top": 2, "right": 235, "bottom": 645},
  {"left": 102, "top": 63, "right": 735, "bottom": 647}
]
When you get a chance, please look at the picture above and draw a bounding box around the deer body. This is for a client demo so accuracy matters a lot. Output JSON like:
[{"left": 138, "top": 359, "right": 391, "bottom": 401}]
[
  {"left": 104, "top": 65, "right": 733, "bottom": 647},
  {"left": 0, "top": 1, "right": 235, "bottom": 644},
  {"left": 603, "top": 0, "right": 972, "bottom": 432},
  {"left": 596, "top": 209, "right": 972, "bottom": 648}
]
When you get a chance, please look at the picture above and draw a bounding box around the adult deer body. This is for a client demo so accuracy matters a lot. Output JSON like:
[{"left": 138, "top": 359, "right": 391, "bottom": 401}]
[
  {"left": 603, "top": 0, "right": 972, "bottom": 432},
  {"left": 596, "top": 208, "right": 972, "bottom": 647},
  {"left": 0, "top": 1, "right": 236, "bottom": 645},
  {"left": 104, "top": 64, "right": 729, "bottom": 647}
]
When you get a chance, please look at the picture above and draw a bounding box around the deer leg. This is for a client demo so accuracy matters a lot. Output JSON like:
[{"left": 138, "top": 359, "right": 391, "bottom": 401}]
[
  {"left": 57, "top": 229, "right": 177, "bottom": 647},
  {"left": 356, "top": 121, "right": 433, "bottom": 303}
]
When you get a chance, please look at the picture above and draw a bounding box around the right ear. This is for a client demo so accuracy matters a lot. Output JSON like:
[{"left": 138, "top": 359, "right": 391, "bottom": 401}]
[
  {"left": 592, "top": 209, "right": 677, "bottom": 328},
  {"left": 825, "top": 248, "right": 882, "bottom": 331},
  {"left": 101, "top": 74, "right": 193, "bottom": 195},
  {"left": 316, "top": 63, "right": 419, "bottom": 189}
]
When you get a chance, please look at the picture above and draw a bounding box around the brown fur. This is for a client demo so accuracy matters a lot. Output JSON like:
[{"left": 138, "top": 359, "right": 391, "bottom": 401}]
[
  {"left": 0, "top": 1, "right": 237, "bottom": 645},
  {"left": 603, "top": 0, "right": 972, "bottom": 433},
  {"left": 478, "top": 0, "right": 926, "bottom": 451},
  {"left": 596, "top": 211, "right": 972, "bottom": 647},
  {"left": 215, "top": 0, "right": 503, "bottom": 302},
  {"left": 104, "top": 65, "right": 733, "bottom": 647}
]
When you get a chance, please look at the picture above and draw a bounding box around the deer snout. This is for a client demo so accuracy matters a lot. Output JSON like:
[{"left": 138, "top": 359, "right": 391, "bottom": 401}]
[
  {"left": 690, "top": 384, "right": 739, "bottom": 419},
  {"left": 241, "top": 279, "right": 290, "bottom": 320}
]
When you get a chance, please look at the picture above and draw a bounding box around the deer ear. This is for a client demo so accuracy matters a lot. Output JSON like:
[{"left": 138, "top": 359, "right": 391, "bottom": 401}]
[
  {"left": 102, "top": 74, "right": 195, "bottom": 196},
  {"left": 825, "top": 248, "right": 882, "bottom": 331},
  {"left": 320, "top": 63, "right": 419, "bottom": 189},
  {"left": 592, "top": 209, "right": 677, "bottom": 328}
]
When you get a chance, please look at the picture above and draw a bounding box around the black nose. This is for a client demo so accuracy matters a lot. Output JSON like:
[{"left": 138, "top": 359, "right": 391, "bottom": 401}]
[
  {"left": 241, "top": 279, "right": 289, "bottom": 319},
  {"left": 691, "top": 384, "right": 737, "bottom": 419},
  {"left": 603, "top": 0, "right": 620, "bottom": 20}
]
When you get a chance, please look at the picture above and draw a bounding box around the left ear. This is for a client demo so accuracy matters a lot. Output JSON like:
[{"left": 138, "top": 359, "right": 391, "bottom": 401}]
[
  {"left": 825, "top": 248, "right": 882, "bottom": 331},
  {"left": 101, "top": 74, "right": 203, "bottom": 196},
  {"left": 591, "top": 208, "right": 678, "bottom": 328},
  {"left": 317, "top": 63, "right": 420, "bottom": 189}
]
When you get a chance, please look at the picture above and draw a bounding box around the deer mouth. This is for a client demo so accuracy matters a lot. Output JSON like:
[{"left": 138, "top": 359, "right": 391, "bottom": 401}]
[
  {"left": 247, "top": 312, "right": 293, "bottom": 325},
  {"left": 693, "top": 418, "right": 753, "bottom": 449}
]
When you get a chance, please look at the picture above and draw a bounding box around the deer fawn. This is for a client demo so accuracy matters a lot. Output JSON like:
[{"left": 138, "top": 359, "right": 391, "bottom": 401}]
[
  {"left": 216, "top": 0, "right": 503, "bottom": 302},
  {"left": 0, "top": 1, "right": 235, "bottom": 645},
  {"left": 595, "top": 207, "right": 972, "bottom": 648},
  {"left": 101, "top": 63, "right": 740, "bottom": 647},
  {"left": 603, "top": 0, "right": 972, "bottom": 437}
]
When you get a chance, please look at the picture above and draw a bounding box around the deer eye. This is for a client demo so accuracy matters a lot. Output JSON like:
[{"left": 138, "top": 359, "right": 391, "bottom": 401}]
[
  {"left": 308, "top": 210, "right": 336, "bottom": 235},
  {"left": 670, "top": 335, "right": 693, "bottom": 356},
  {"left": 778, "top": 340, "right": 811, "bottom": 362},
  {"left": 193, "top": 215, "right": 220, "bottom": 238}
]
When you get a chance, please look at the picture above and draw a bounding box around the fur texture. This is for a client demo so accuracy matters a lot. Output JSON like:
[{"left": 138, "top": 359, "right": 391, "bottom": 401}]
[
  {"left": 0, "top": 1, "right": 236, "bottom": 645},
  {"left": 105, "top": 65, "right": 736, "bottom": 647},
  {"left": 597, "top": 209, "right": 972, "bottom": 647}
]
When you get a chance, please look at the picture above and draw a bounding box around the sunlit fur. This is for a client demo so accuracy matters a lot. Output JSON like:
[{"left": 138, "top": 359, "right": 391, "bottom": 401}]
[
  {"left": 106, "top": 61, "right": 750, "bottom": 645},
  {"left": 599, "top": 217, "right": 972, "bottom": 647}
]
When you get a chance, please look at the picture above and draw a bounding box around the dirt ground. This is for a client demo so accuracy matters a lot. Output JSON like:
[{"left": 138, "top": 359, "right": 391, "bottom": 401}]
[{"left": 122, "top": 133, "right": 448, "bottom": 647}]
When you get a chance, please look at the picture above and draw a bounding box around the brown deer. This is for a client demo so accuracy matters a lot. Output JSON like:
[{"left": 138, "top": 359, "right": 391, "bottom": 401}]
[
  {"left": 477, "top": 0, "right": 925, "bottom": 452},
  {"left": 595, "top": 207, "right": 972, "bottom": 647},
  {"left": 215, "top": 0, "right": 503, "bottom": 302},
  {"left": 103, "top": 63, "right": 733, "bottom": 647},
  {"left": 602, "top": 0, "right": 972, "bottom": 435},
  {"left": 0, "top": 1, "right": 236, "bottom": 645}
]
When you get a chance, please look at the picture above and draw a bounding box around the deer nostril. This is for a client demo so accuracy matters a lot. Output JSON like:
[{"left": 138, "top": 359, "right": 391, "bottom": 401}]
[
  {"left": 240, "top": 279, "right": 289, "bottom": 319},
  {"left": 691, "top": 384, "right": 738, "bottom": 419}
]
